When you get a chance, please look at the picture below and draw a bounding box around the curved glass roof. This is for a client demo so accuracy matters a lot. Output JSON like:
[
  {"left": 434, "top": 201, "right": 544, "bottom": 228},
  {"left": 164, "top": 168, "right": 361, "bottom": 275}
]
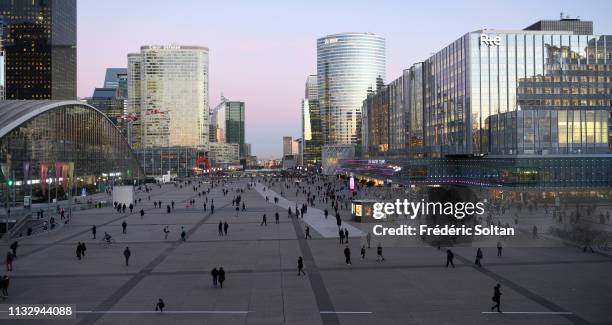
[{"left": 0, "top": 100, "right": 107, "bottom": 138}]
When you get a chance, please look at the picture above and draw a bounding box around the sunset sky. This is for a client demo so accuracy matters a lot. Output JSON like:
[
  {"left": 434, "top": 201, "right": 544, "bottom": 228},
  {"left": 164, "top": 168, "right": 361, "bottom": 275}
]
[{"left": 77, "top": 0, "right": 612, "bottom": 158}]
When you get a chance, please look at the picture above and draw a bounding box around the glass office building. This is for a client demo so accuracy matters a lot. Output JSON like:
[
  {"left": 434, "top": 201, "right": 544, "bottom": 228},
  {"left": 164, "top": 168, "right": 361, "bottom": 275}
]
[
  {"left": 0, "top": 0, "right": 76, "bottom": 100},
  {"left": 127, "top": 45, "right": 209, "bottom": 149},
  {"left": 302, "top": 99, "right": 322, "bottom": 166},
  {"left": 0, "top": 101, "right": 143, "bottom": 203},
  {"left": 224, "top": 101, "right": 245, "bottom": 156},
  {"left": 210, "top": 97, "right": 246, "bottom": 156},
  {"left": 355, "top": 26, "right": 612, "bottom": 189},
  {"left": 317, "top": 33, "right": 385, "bottom": 145}
]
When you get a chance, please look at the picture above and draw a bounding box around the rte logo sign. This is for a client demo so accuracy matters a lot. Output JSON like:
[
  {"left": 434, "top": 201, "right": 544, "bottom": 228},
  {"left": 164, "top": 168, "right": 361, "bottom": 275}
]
[{"left": 480, "top": 34, "right": 501, "bottom": 46}]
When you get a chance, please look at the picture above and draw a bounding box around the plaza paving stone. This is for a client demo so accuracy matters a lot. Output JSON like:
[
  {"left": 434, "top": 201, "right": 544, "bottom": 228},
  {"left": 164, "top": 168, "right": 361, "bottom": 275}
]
[{"left": 1, "top": 178, "right": 611, "bottom": 325}]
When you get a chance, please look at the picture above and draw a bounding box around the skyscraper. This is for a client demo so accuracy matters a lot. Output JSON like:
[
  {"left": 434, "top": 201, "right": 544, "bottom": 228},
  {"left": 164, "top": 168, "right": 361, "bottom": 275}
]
[
  {"left": 0, "top": 0, "right": 76, "bottom": 100},
  {"left": 210, "top": 95, "right": 246, "bottom": 156},
  {"left": 127, "top": 53, "right": 142, "bottom": 149},
  {"left": 317, "top": 33, "right": 385, "bottom": 145},
  {"left": 283, "top": 136, "right": 293, "bottom": 156},
  {"left": 127, "top": 44, "right": 209, "bottom": 149},
  {"left": 305, "top": 75, "right": 318, "bottom": 100},
  {"left": 104, "top": 68, "right": 128, "bottom": 88},
  {"left": 224, "top": 101, "right": 245, "bottom": 156},
  {"left": 302, "top": 74, "right": 322, "bottom": 166}
]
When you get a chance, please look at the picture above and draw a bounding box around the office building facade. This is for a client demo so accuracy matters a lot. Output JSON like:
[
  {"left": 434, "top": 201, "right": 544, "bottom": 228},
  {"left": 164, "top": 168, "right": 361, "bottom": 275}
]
[
  {"left": 283, "top": 136, "right": 293, "bottom": 156},
  {"left": 0, "top": 0, "right": 76, "bottom": 100},
  {"left": 86, "top": 88, "right": 126, "bottom": 135},
  {"left": 305, "top": 75, "right": 318, "bottom": 100},
  {"left": 317, "top": 33, "right": 385, "bottom": 145},
  {"left": 209, "top": 96, "right": 246, "bottom": 156},
  {"left": 127, "top": 44, "right": 209, "bottom": 176},
  {"left": 127, "top": 44, "right": 209, "bottom": 149},
  {"left": 302, "top": 98, "right": 322, "bottom": 166},
  {"left": 208, "top": 142, "right": 240, "bottom": 168},
  {"left": 354, "top": 26, "right": 612, "bottom": 189},
  {"left": 525, "top": 16, "right": 593, "bottom": 35}
]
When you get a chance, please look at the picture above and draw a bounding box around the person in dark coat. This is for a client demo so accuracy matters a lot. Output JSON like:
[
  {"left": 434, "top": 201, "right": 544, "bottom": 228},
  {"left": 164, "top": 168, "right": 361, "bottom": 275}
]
[
  {"left": 92, "top": 225, "right": 97, "bottom": 239},
  {"left": 218, "top": 222, "right": 223, "bottom": 236},
  {"left": 1, "top": 275, "right": 9, "bottom": 297},
  {"left": 297, "top": 256, "right": 305, "bottom": 276},
  {"left": 155, "top": 298, "right": 165, "bottom": 312},
  {"left": 123, "top": 247, "right": 131, "bottom": 266},
  {"left": 475, "top": 248, "right": 483, "bottom": 267},
  {"left": 344, "top": 246, "right": 351, "bottom": 265},
  {"left": 223, "top": 222, "right": 228, "bottom": 236},
  {"left": 218, "top": 267, "right": 226, "bottom": 288},
  {"left": 491, "top": 283, "right": 502, "bottom": 313},
  {"left": 76, "top": 242, "right": 82, "bottom": 260},
  {"left": 211, "top": 267, "right": 219, "bottom": 287},
  {"left": 5, "top": 251, "right": 13, "bottom": 272},
  {"left": 9, "top": 241, "right": 18, "bottom": 258},
  {"left": 446, "top": 249, "right": 455, "bottom": 268}
]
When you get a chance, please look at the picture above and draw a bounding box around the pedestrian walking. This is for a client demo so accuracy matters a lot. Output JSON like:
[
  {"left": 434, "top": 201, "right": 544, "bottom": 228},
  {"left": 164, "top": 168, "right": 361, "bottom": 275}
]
[
  {"left": 446, "top": 249, "right": 455, "bottom": 268},
  {"left": 218, "top": 267, "right": 226, "bottom": 288},
  {"left": 275, "top": 212, "right": 279, "bottom": 224},
  {"left": 140, "top": 209, "right": 145, "bottom": 218},
  {"left": 366, "top": 232, "right": 371, "bottom": 248},
  {"left": 1, "top": 275, "right": 8, "bottom": 297},
  {"left": 80, "top": 242, "right": 86, "bottom": 257},
  {"left": 76, "top": 242, "right": 82, "bottom": 260},
  {"left": 344, "top": 228, "right": 349, "bottom": 243},
  {"left": 171, "top": 201, "right": 175, "bottom": 209},
  {"left": 181, "top": 229, "right": 186, "bottom": 241},
  {"left": 92, "top": 225, "right": 97, "bottom": 239},
  {"left": 163, "top": 226, "right": 169, "bottom": 240},
  {"left": 305, "top": 226, "right": 311, "bottom": 239},
  {"left": 155, "top": 298, "right": 165, "bottom": 312},
  {"left": 344, "top": 246, "right": 351, "bottom": 265},
  {"left": 218, "top": 222, "right": 223, "bottom": 236},
  {"left": 376, "top": 243, "right": 385, "bottom": 262},
  {"left": 490, "top": 284, "right": 502, "bottom": 313},
  {"left": 123, "top": 247, "right": 131, "bottom": 266},
  {"left": 338, "top": 229, "right": 344, "bottom": 244},
  {"left": 297, "top": 256, "right": 306, "bottom": 276},
  {"left": 122, "top": 221, "right": 127, "bottom": 234},
  {"left": 211, "top": 204, "right": 214, "bottom": 214},
  {"left": 167, "top": 205, "right": 171, "bottom": 214},
  {"left": 261, "top": 214, "right": 267, "bottom": 226},
  {"left": 5, "top": 251, "right": 13, "bottom": 272},
  {"left": 475, "top": 248, "right": 483, "bottom": 267},
  {"left": 224, "top": 222, "right": 228, "bottom": 236},
  {"left": 9, "top": 241, "right": 17, "bottom": 258},
  {"left": 497, "top": 241, "right": 502, "bottom": 257},
  {"left": 361, "top": 245, "right": 366, "bottom": 259},
  {"left": 211, "top": 267, "right": 219, "bottom": 287}
]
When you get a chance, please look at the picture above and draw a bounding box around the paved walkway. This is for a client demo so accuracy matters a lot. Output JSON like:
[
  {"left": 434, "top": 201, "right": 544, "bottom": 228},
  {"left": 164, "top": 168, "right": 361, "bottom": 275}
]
[
  {"left": 0, "top": 177, "right": 611, "bottom": 325},
  {"left": 254, "top": 183, "right": 365, "bottom": 239}
]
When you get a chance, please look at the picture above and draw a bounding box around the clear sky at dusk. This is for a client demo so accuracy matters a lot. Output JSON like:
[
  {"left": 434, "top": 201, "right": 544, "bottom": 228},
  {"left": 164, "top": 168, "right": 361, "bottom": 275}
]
[{"left": 77, "top": 0, "right": 612, "bottom": 158}]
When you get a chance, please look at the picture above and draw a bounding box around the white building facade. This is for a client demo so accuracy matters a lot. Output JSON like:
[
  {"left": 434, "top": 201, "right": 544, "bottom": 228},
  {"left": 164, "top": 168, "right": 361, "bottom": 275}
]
[{"left": 127, "top": 44, "right": 209, "bottom": 150}]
